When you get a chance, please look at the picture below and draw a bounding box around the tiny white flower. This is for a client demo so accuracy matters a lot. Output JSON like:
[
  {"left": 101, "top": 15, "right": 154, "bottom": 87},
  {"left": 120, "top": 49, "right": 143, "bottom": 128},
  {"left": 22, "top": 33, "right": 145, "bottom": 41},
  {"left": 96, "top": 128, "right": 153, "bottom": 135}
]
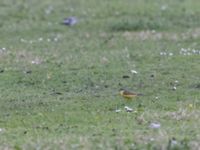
[
  {"left": 0, "top": 128, "right": 5, "bottom": 132},
  {"left": 192, "top": 49, "right": 196, "bottom": 53},
  {"left": 70, "top": 8, "right": 74, "bottom": 12},
  {"left": 150, "top": 138, "right": 155, "bottom": 141},
  {"left": 95, "top": 85, "right": 99, "bottom": 89},
  {"left": 181, "top": 48, "right": 186, "bottom": 52},
  {"left": 160, "top": 52, "right": 167, "bottom": 56},
  {"left": 54, "top": 37, "right": 58, "bottom": 42},
  {"left": 169, "top": 53, "right": 173, "bottom": 56},
  {"left": 31, "top": 61, "right": 36, "bottom": 64},
  {"left": 20, "top": 38, "right": 27, "bottom": 43},
  {"left": 47, "top": 22, "right": 52, "bottom": 26},
  {"left": 38, "top": 37, "right": 43, "bottom": 41},
  {"left": 161, "top": 5, "right": 167, "bottom": 11},
  {"left": 174, "top": 80, "right": 179, "bottom": 84},
  {"left": 45, "top": 6, "right": 53, "bottom": 15},
  {"left": 31, "top": 58, "right": 41, "bottom": 65}
]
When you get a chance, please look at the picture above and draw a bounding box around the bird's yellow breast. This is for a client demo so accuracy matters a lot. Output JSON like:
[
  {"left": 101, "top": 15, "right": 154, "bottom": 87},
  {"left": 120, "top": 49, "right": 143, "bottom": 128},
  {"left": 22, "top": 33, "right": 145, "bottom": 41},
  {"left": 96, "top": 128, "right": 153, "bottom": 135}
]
[
  {"left": 120, "top": 90, "right": 137, "bottom": 99},
  {"left": 123, "top": 94, "right": 137, "bottom": 99}
]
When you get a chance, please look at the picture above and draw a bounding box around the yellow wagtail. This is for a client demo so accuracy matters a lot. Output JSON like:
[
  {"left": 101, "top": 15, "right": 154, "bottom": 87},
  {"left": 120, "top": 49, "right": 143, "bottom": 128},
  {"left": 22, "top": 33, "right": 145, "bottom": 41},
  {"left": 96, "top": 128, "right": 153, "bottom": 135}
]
[{"left": 119, "top": 88, "right": 143, "bottom": 100}]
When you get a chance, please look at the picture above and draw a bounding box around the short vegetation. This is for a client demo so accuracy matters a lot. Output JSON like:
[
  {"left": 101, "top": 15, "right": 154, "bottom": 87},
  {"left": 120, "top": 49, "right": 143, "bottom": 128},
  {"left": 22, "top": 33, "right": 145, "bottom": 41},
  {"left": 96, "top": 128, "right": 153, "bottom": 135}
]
[{"left": 0, "top": 0, "right": 200, "bottom": 149}]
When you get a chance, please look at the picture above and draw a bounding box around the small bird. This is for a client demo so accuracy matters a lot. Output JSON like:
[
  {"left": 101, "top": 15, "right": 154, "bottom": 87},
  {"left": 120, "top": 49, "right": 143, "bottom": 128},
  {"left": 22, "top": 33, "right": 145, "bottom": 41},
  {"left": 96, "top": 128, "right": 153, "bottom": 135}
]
[
  {"left": 62, "top": 17, "right": 78, "bottom": 26},
  {"left": 119, "top": 88, "right": 143, "bottom": 100}
]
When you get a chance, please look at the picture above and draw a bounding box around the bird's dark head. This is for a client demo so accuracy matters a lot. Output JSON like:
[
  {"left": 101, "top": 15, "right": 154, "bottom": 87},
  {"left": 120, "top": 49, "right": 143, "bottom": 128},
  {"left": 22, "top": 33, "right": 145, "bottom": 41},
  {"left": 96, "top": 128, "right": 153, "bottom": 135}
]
[
  {"left": 119, "top": 88, "right": 125, "bottom": 92},
  {"left": 119, "top": 88, "right": 125, "bottom": 95}
]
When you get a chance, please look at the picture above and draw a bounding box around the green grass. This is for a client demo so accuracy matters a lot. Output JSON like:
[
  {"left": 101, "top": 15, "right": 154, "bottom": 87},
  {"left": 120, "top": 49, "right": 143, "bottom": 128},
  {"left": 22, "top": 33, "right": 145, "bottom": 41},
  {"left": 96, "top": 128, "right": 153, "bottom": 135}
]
[{"left": 0, "top": 0, "right": 200, "bottom": 149}]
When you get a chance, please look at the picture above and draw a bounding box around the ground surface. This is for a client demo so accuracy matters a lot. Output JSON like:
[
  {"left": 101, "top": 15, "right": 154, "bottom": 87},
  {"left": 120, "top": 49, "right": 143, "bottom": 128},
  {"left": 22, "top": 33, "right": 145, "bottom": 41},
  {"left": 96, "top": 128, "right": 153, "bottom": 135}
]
[{"left": 0, "top": 0, "right": 200, "bottom": 149}]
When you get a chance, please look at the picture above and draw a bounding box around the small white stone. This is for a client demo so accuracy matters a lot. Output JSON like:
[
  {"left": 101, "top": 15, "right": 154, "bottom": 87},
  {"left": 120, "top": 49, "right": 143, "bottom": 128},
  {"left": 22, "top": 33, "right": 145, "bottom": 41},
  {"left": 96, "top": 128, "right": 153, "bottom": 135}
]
[
  {"left": 171, "top": 139, "right": 178, "bottom": 145},
  {"left": 124, "top": 106, "right": 133, "bottom": 112},
  {"left": 172, "top": 86, "right": 177, "bottom": 90},
  {"left": 131, "top": 70, "right": 138, "bottom": 74},
  {"left": 149, "top": 122, "right": 161, "bottom": 129},
  {"left": 115, "top": 109, "right": 121, "bottom": 113}
]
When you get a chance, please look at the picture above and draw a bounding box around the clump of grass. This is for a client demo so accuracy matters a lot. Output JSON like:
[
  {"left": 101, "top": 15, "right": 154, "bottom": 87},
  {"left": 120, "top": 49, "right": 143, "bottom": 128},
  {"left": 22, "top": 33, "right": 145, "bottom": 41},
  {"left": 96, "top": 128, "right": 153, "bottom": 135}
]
[
  {"left": 110, "top": 13, "right": 200, "bottom": 31},
  {"left": 110, "top": 17, "right": 168, "bottom": 31}
]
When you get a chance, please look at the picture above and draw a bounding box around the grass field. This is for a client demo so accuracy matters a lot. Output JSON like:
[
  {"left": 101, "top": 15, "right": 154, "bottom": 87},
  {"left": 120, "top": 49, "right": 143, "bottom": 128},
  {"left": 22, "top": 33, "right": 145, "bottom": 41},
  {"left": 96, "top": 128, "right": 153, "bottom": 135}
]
[{"left": 0, "top": 0, "right": 200, "bottom": 149}]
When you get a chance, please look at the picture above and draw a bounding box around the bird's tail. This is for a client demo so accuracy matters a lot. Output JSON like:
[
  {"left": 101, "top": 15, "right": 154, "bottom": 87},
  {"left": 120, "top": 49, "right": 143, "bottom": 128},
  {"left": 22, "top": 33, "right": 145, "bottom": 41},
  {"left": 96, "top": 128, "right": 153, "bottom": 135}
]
[{"left": 137, "top": 93, "right": 144, "bottom": 96}]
